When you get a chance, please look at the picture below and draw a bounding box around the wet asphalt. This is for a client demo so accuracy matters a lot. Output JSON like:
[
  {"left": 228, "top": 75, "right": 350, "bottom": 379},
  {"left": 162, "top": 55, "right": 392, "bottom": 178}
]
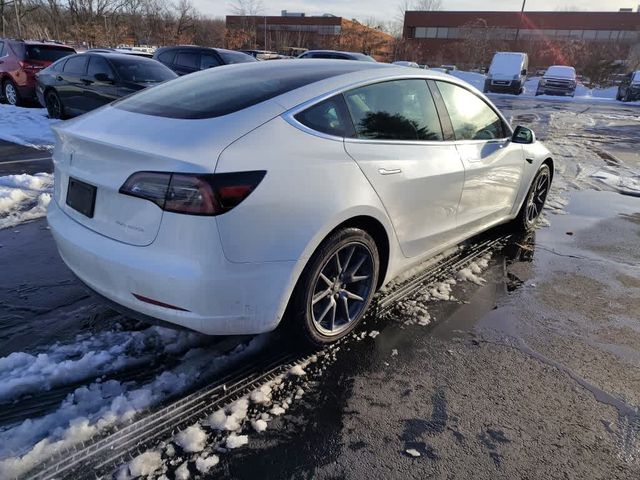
[{"left": 0, "top": 98, "right": 639, "bottom": 478}]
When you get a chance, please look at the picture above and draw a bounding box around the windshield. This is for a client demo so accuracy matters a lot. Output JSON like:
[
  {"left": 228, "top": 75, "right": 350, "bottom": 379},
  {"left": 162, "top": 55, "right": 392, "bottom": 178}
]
[
  {"left": 633, "top": 71, "right": 640, "bottom": 83},
  {"left": 545, "top": 66, "right": 576, "bottom": 79},
  {"left": 115, "top": 62, "right": 377, "bottom": 119},
  {"left": 218, "top": 50, "right": 257, "bottom": 64},
  {"left": 112, "top": 57, "right": 177, "bottom": 83},
  {"left": 26, "top": 45, "right": 74, "bottom": 62}
]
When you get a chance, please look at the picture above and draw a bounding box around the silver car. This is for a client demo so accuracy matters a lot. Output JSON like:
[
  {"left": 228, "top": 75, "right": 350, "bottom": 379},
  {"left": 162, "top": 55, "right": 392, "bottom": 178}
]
[{"left": 47, "top": 60, "right": 553, "bottom": 346}]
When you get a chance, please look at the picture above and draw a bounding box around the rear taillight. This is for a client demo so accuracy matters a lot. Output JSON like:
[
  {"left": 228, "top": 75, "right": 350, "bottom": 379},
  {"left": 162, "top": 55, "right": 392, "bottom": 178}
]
[
  {"left": 119, "top": 171, "right": 266, "bottom": 216},
  {"left": 20, "top": 61, "right": 44, "bottom": 72}
]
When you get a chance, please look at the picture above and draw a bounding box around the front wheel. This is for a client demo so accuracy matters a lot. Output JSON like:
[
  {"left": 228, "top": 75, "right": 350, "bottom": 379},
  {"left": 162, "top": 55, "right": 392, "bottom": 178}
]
[
  {"left": 3, "top": 80, "right": 21, "bottom": 106},
  {"left": 512, "top": 164, "right": 551, "bottom": 232},
  {"left": 286, "top": 228, "right": 379, "bottom": 346}
]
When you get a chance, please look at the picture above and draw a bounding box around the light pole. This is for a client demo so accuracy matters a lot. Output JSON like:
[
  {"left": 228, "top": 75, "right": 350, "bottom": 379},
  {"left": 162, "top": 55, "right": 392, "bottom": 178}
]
[{"left": 514, "top": 0, "right": 527, "bottom": 42}]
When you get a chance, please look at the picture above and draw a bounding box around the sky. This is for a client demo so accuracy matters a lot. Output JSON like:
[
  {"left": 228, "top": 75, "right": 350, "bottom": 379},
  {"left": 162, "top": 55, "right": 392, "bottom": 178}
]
[{"left": 194, "top": 0, "right": 640, "bottom": 21}]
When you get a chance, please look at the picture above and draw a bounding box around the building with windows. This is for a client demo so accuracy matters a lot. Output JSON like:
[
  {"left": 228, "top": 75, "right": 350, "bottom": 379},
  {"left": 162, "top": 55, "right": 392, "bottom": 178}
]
[
  {"left": 402, "top": 11, "right": 640, "bottom": 68},
  {"left": 225, "top": 14, "right": 394, "bottom": 61}
]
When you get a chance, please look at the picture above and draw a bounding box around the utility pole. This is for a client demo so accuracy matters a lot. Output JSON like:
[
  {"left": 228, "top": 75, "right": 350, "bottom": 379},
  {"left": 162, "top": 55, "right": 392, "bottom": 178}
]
[
  {"left": 514, "top": 0, "right": 526, "bottom": 42},
  {"left": 14, "top": 0, "right": 22, "bottom": 38},
  {"left": 264, "top": 15, "right": 267, "bottom": 50}
]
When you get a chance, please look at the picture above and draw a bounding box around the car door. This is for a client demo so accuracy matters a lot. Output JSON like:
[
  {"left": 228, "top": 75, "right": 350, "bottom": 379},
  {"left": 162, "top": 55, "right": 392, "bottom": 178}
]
[
  {"left": 57, "top": 55, "right": 88, "bottom": 113},
  {"left": 343, "top": 79, "right": 465, "bottom": 258},
  {"left": 172, "top": 50, "right": 200, "bottom": 75},
  {"left": 80, "top": 55, "right": 118, "bottom": 112},
  {"left": 433, "top": 80, "right": 524, "bottom": 230}
]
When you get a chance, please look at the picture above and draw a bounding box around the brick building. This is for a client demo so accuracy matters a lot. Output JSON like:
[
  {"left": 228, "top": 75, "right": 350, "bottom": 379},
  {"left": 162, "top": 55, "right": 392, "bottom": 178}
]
[
  {"left": 226, "top": 14, "right": 394, "bottom": 61},
  {"left": 402, "top": 10, "right": 640, "bottom": 68}
]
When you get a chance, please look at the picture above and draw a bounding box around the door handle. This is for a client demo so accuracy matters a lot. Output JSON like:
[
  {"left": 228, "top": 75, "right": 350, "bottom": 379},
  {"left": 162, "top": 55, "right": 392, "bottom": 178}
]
[
  {"left": 56, "top": 75, "right": 63, "bottom": 81},
  {"left": 378, "top": 168, "right": 402, "bottom": 175}
]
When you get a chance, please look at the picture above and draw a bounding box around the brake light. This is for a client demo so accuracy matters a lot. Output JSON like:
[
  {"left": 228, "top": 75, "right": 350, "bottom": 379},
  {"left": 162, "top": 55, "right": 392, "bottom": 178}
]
[
  {"left": 20, "top": 61, "right": 44, "bottom": 72},
  {"left": 119, "top": 171, "right": 266, "bottom": 216}
]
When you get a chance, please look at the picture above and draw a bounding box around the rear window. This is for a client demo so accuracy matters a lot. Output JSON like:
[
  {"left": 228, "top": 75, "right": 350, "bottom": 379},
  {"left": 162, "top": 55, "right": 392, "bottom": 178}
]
[
  {"left": 111, "top": 57, "right": 177, "bottom": 83},
  {"left": 218, "top": 50, "right": 256, "bottom": 65},
  {"left": 26, "top": 45, "right": 74, "bottom": 62},
  {"left": 115, "top": 62, "right": 376, "bottom": 119}
]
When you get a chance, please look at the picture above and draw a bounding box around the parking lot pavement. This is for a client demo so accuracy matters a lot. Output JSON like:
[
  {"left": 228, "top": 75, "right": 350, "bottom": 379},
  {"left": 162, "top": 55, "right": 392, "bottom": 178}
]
[
  {"left": 0, "top": 97, "right": 638, "bottom": 478},
  {"left": 0, "top": 140, "right": 52, "bottom": 175}
]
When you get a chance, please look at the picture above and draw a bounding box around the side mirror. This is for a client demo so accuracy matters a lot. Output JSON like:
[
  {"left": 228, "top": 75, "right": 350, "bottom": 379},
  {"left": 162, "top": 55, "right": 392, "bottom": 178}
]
[
  {"left": 521, "top": 68, "right": 527, "bottom": 76},
  {"left": 94, "top": 72, "right": 113, "bottom": 83},
  {"left": 512, "top": 125, "right": 535, "bottom": 144}
]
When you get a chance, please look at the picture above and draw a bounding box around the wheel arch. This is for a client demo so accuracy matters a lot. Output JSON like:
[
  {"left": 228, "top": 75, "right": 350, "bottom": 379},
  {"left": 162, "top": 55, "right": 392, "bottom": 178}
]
[{"left": 542, "top": 157, "right": 554, "bottom": 181}]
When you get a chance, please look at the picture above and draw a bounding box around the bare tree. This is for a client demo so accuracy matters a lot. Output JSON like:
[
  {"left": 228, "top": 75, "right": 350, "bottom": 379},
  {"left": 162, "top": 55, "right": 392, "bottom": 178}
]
[{"left": 229, "top": 0, "right": 262, "bottom": 15}]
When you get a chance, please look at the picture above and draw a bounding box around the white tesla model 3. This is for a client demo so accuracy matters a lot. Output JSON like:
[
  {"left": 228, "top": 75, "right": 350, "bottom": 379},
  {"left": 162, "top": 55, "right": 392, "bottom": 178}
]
[{"left": 47, "top": 60, "right": 553, "bottom": 345}]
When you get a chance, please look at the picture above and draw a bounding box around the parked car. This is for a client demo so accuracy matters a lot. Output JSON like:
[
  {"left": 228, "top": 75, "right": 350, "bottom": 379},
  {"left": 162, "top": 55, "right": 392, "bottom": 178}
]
[
  {"left": 239, "top": 49, "right": 279, "bottom": 60},
  {"left": 0, "top": 39, "right": 75, "bottom": 106},
  {"left": 393, "top": 61, "right": 420, "bottom": 68},
  {"left": 616, "top": 71, "right": 640, "bottom": 102},
  {"left": 36, "top": 52, "right": 177, "bottom": 119},
  {"left": 484, "top": 52, "right": 529, "bottom": 95},
  {"left": 88, "top": 48, "right": 154, "bottom": 58},
  {"left": 47, "top": 60, "right": 553, "bottom": 346},
  {"left": 153, "top": 46, "right": 256, "bottom": 75},
  {"left": 536, "top": 65, "right": 577, "bottom": 97},
  {"left": 440, "top": 64, "right": 457, "bottom": 72},
  {"left": 297, "top": 50, "right": 376, "bottom": 62}
]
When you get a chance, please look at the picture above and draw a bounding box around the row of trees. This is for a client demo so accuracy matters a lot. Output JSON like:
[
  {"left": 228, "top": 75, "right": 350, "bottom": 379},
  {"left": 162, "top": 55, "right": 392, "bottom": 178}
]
[{"left": 0, "top": 0, "right": 226, "bottom": 47}]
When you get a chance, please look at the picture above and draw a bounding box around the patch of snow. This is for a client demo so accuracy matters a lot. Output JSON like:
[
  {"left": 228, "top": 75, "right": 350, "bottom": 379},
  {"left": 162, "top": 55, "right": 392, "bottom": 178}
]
[
  {"left": 406, "top": 448, "right": 421, "bottom": 457},
  {"left": 195, "top": 454, "right": 219, "bottom": 474},
  {"left": 368, "top": 330, "right": 380, "bottom": 338},
  {"left": 590, "top": 168, "right": 640, "bottom": 197},
  {"left": 205, "top": 397, "right": 249, "bottom": 431},
  {"left": 127, "top": 451, "right": 163, "bottom": 477},
  {"left": 225, "top": 433, "right": 249, "bottom": 449},
  {"left": 289, "top": 364, "right": 306, "bottom": 377},
  {"left": 0, "top": 105, "right": 59, "bottom": 149},
  {"left": 456, "top": 254, "right": 492, "bottom": 286},
  {"left": 251, "top": 419, "right": 268, "bottom": 432},
  {"left": 0, "top": 173, "right": 53, "bottom": 230},
  {"left": 391, "top": 349, "right": 398, "bottom": 356},
  {"left": 174, "top": 424, "right": 207, "bottom": 453},
  {"left": 270, "top": 405, "right": 286, "bottom": 416},
  {"left": 249, "top": 383, "right": 273, "bottom": 405},
  {"left": 175, "top": 460, "right": 190, "bottom": 480}
]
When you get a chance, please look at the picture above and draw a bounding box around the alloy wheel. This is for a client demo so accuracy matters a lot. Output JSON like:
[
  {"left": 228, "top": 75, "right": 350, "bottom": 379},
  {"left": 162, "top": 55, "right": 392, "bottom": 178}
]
[
  {"left": 525, "top": 169, "right": 550, "bottom": 224},
  {"left": 46, "top": 92, "right": 62, "bottom": 119},
  {"left": 5, "top": 83, "right": 17, "bottom": 105},
  {"left": 310, "top": 242, "right": 375, "bottom": 336}
]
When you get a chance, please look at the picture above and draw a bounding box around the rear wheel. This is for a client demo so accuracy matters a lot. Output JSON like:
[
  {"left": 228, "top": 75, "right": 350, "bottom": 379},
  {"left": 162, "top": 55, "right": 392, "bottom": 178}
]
[
  {"left": 513, "top": 164, "right": 551, "bottom": 232},
  {"left": 45, "top": 89, "right": 65, "bottom": 119},
  {"left": 287, "top": 228, "right": 379, "bottom": 346},
  {"left": 3, "top": 80, "right": 21, "bottom": 106}
]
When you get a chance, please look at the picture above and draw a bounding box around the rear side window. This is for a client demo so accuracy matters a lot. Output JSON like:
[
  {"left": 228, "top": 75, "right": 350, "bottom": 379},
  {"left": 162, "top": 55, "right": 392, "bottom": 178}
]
[
  {"left": 0, "top": 41, "right": 5, "bottom": 56},
  {"left": 27, "top": 45, "right": 74, "bottom": 62},
  {"left": 63, "top": 55, "right": 88, "bottom": 75},
  {"left": 218, "top": 50, "right": 256, "bottom": 65},
  {"left": 175, "top": 52, "right": 199, "bottom": 69},
  {"left": 436, "top": 81, "right": 505, "bottom": 140},
  {"left": 157, "top": 50, "right": 175, "bottom": 64},
  {"left": 344, "top": 79, "right": 443, "bottom": 141},
  {"left": 200, "top": 53, "right": 221, "bottom": 69},
  {"left": 115, "top": 62, "right": 373, "bottom": 119},
  {"left": 294, "top": 95, "right": 354, "bottom": 137}
]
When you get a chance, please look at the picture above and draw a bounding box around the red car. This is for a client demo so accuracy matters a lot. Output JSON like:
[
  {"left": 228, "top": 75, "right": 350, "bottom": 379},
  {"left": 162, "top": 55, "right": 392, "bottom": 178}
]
[{"left": 0, "top": 39, "right": 75, "bottom": 106}]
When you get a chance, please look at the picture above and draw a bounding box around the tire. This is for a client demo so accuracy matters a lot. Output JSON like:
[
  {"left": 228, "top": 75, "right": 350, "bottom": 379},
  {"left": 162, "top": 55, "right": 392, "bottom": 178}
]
[
  {"left": 616, "top": 91, "right": 622, "bottom": 101},
  {"left": 3, "top": 79, "right": 21, "bottom": 106},
  {"left": 286, "top": 228, "right": 379, "bottom": 347},
  {"left": 512, "top": 164, "right": 551, "bottom": 232},
  {"left": 45, "top": 89, "right": 65, "bottom": 119}
]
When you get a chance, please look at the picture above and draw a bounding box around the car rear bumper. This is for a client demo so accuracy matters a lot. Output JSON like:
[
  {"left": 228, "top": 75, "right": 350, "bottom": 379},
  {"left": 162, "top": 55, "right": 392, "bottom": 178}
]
[{"left": 47, "top": 198, "right": 297, "bottom": 335}]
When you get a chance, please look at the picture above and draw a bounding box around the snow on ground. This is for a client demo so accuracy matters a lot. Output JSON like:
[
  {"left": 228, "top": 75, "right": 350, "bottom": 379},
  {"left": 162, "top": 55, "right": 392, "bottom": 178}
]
[
  {"left": 0, "top": 105, "right": 58, "bottom": 150},
  {"left": 0, "top": 173, "right": 52, "bottom": 229},
  {"left": 0, "top": 332, "right": 269, "bottom": 478}
]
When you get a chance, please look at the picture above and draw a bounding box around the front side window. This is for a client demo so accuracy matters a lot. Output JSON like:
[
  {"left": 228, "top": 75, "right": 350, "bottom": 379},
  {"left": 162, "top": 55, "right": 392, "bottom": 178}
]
[
  {"left": 201, "top": 53, "right": 221, "bottom": 69},
  {"left": 436, "top": 81, "right": 505, "bottom": 141},
  {"left": 294, "top": 95, "right": 354, "bottom": 137},
  {"left": 344, "top": 79, "right": 443, "bottom": 141},
  {"left": 63, "top": 55, "right": 88, "bottom": 75}
]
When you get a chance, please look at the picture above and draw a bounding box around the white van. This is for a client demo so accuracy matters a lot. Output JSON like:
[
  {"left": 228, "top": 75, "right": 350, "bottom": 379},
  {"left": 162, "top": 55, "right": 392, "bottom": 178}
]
[{"left": 484, "top": 52, "right": 529, "bottom": 95}]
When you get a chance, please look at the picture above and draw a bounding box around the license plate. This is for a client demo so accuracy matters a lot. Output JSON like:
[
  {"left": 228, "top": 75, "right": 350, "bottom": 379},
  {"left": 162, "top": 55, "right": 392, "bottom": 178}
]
[{"left": 66, "top": 177, "right": 96, "bottom": 218}]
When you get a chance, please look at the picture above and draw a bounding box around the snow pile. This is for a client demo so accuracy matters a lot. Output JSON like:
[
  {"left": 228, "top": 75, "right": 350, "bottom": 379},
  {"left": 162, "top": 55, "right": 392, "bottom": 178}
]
[
  {"left": 288, "top": 364, "right": 306, "bottom": 377},
  {"left": 427, "top": 279, "right": 456, "bottom": 301},
  {"left": 195, "top": 454, "right": 219, "bottom": 473},
  {"left": 126, "top": 451, "right": 163, "bottom": 477},
  {"left": 590, "top": 168, "right": 640, "bottom": 197},
  {"left": 174, "top": 425, "right": 208, "bottom": 453},
  {"left": 251, "top": 419, "right": 268, "bottom": 432},
  {"left": 406, "top": 448, "right": 421, "bottom": 457},
  {"left": 225, "top": 433, "right": 249, "bottom": 449},
  {"left": 0, "top": 334, "right": 267, "bottom": 478},
  {"left": 174, "top": 461, "right": 190, "bottom": 480},
  {"left": 0, "top": 173, "right": 53, "bottom": 229},
  {"left": 0, "top": 105, "right": 59, "bottom": 149},
  {"left": 205, "top": 398, "right": 250, "bottom": 432},
  {"left": 456, "top": 254, "right": 492, "bottom": 285},
  {"left": 249, "top": 383, "right": 273, "bottom": 405}
]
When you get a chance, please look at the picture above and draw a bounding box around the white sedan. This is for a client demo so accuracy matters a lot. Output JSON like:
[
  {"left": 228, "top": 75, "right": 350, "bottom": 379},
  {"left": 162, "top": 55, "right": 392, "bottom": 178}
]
[{"left": 47, "top": 60, "right": 553, "bottom": 345}]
